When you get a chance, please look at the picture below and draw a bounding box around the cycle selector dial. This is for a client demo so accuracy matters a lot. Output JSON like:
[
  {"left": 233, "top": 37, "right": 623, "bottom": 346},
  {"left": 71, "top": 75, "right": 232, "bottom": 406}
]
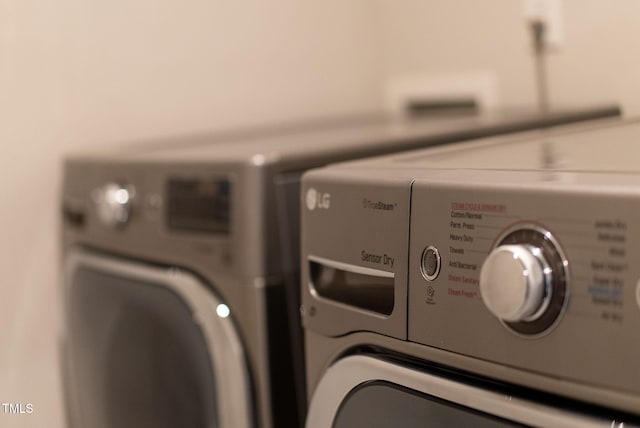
[
  {"left": 479, "top": 245, "right": 550, "bottom": 322},
  {"left": 94, "top": 182, "right": 135, "bottom": 228},
  {"left": 479, "top": 226, "right": 568, "bottom": 336}
]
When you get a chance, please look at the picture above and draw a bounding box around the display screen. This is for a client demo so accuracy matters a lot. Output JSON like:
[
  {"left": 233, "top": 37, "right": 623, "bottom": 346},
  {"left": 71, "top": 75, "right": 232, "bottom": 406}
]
[{"left": 167, "top": 178, "right": 231, "bottom": 234}]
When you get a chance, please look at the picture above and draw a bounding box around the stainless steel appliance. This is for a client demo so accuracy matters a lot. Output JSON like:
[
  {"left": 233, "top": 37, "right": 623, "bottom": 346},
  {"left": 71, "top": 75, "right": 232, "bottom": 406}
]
[
  {"left": 302, "top": 119, "right": 640, "bottom": 427},
  {"left": 60, "top": 107, "right": 620, "bottom": 428}
]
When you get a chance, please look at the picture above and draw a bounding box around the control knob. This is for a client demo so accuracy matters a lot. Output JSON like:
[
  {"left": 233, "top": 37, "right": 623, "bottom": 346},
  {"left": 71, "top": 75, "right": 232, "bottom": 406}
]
[
  {"left": 479, "top": 245, "right": 550, "bottom": 322},
  {"left": 94, "top": 182, "right": 134, "bottom": 227},
  {"left": 478, "top": 226, "right": 568, "bottom": 336}
]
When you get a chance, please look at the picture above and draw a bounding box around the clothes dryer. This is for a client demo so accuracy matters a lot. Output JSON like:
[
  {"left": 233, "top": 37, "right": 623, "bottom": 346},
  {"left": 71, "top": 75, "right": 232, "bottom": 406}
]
[
  {"left": 302, "top": 119, "right": 640, "bottom": 427},
  {"left": 61, "top": 107, "right": 620, "bottom": 428}
]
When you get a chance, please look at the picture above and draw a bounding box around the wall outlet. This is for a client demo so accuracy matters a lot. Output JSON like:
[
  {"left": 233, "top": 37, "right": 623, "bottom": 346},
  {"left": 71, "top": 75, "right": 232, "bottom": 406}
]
[{"left": 523, "top": 0, "right": 565, "bottom": 50}]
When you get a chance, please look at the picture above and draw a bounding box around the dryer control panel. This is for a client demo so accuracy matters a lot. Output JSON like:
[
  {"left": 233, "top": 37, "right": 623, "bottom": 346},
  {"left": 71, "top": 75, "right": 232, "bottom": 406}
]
[
  {"left": 408, "top": 180, "right": 640, "bottom": 396},
  {"left": 62, "top": 160, "right": 257, "bottom": 277}
]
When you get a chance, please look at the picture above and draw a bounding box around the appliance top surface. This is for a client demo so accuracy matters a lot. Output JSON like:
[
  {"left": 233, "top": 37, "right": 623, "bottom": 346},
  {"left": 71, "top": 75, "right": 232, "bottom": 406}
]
[
  {"left": 65, "top": 106, "right": 619, "bottom": 168},
  {"left": 328, "top": 118, "right": 640, "bottom": 175}
]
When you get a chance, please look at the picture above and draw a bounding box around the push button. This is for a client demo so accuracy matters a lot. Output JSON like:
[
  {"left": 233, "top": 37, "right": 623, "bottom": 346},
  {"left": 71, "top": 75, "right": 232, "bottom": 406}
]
[{"left": 421, "top": 246, "right": 441, "bottom": 281}]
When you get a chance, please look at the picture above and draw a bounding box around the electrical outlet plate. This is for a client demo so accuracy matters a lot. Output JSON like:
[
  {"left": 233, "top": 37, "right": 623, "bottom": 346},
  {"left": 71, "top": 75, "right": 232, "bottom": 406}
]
[{"left": 523, "top": 0, "right": 565, "bottom": 49}]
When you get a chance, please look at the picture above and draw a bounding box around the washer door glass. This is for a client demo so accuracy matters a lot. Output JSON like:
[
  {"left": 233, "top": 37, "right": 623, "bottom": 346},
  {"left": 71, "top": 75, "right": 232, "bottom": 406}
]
[{"left": 64, "top": 252, "right": 250, "bottom": 428}]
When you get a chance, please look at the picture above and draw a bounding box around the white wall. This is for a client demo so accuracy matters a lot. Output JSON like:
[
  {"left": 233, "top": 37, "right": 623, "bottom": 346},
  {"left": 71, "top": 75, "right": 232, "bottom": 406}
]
[
  {"left": 0, "top": 1, "right": 382, "bottom": 426},
  {"left": 551, "top": 1, "right": 640, "bottom": 114},
  {"left": 376, "top": 0, "right": 536, "bottom": 107},
  {"left": 376, "top": 0, "right": 640, "bottom": 114}
]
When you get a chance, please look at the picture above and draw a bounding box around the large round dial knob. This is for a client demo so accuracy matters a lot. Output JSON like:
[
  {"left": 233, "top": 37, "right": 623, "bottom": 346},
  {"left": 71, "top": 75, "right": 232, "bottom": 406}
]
[
  {"left": 479, "top": 225, "right": 569, "bottom": 336},
  {"left": 479, "top": 245, "right": 550, "bottom": 322},
  {"left": 94, "top": 182, "right": 134, "bottom": 227}
]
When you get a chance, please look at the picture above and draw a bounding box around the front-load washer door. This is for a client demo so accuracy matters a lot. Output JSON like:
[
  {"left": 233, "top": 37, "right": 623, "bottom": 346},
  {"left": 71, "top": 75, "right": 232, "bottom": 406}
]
[
  {"left": 306, "top": 355, "right": 632, "bottom": 428},
  {"left": 63, "top": 250, "right": 252, "bottom": 428}
]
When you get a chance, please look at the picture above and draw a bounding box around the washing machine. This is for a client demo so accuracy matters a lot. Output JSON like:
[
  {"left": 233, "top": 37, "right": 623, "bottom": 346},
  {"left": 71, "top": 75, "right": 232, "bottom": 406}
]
[
  {"left": 302, "top": 119, "right": 640, "bottom": 427},
  {"left": 60, "top": 106, "right": 620, "bottom": 428}
]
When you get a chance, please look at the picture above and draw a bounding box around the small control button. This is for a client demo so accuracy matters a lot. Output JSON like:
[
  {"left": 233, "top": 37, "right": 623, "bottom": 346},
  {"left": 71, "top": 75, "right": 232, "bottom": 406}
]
[
  {"left": 95, "top": 182, "right": 135, "bottom": 228},
  {"left": 421, "top": 246, "right": 441, "bottom": 282}
]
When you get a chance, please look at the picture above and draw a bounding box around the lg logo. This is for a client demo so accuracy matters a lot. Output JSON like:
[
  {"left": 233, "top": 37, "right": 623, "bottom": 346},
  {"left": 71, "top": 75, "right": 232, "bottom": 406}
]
[{"left": 306, "top": 188, "right": 330, "bottom": 211}]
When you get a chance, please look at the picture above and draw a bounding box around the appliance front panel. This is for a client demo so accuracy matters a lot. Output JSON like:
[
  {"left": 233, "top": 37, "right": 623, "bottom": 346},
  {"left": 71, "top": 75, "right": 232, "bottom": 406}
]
[
  {"left": 301, "top": 172, "right": 411, "bottom": 339},
  {"left": 62, "top": 159, "right": 283, "bottom": 279},
  {"left": 408, "top": 181, "right": 640, "bottom": 398}
]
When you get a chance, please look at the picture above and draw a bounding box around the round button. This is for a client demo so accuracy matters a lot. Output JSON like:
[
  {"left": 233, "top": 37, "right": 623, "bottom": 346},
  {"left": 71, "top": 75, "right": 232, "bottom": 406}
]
[
  {"left": 479, "top": 244, "right": 549, "bottom": 322},
  {"left": 480, "top": 225, "right": 568, "bottom": 336},
  {"left": 420, "top": 246, "right": 441, "bottom": 281},
  {"left": 95, "top": 182, "right": 134, "bottom": 228}
]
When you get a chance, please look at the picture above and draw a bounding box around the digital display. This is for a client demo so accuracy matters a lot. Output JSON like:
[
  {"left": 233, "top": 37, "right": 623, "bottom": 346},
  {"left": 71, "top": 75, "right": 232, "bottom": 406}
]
[{"left": 167, "top": 178, "right": 231, "bottom": 234}]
